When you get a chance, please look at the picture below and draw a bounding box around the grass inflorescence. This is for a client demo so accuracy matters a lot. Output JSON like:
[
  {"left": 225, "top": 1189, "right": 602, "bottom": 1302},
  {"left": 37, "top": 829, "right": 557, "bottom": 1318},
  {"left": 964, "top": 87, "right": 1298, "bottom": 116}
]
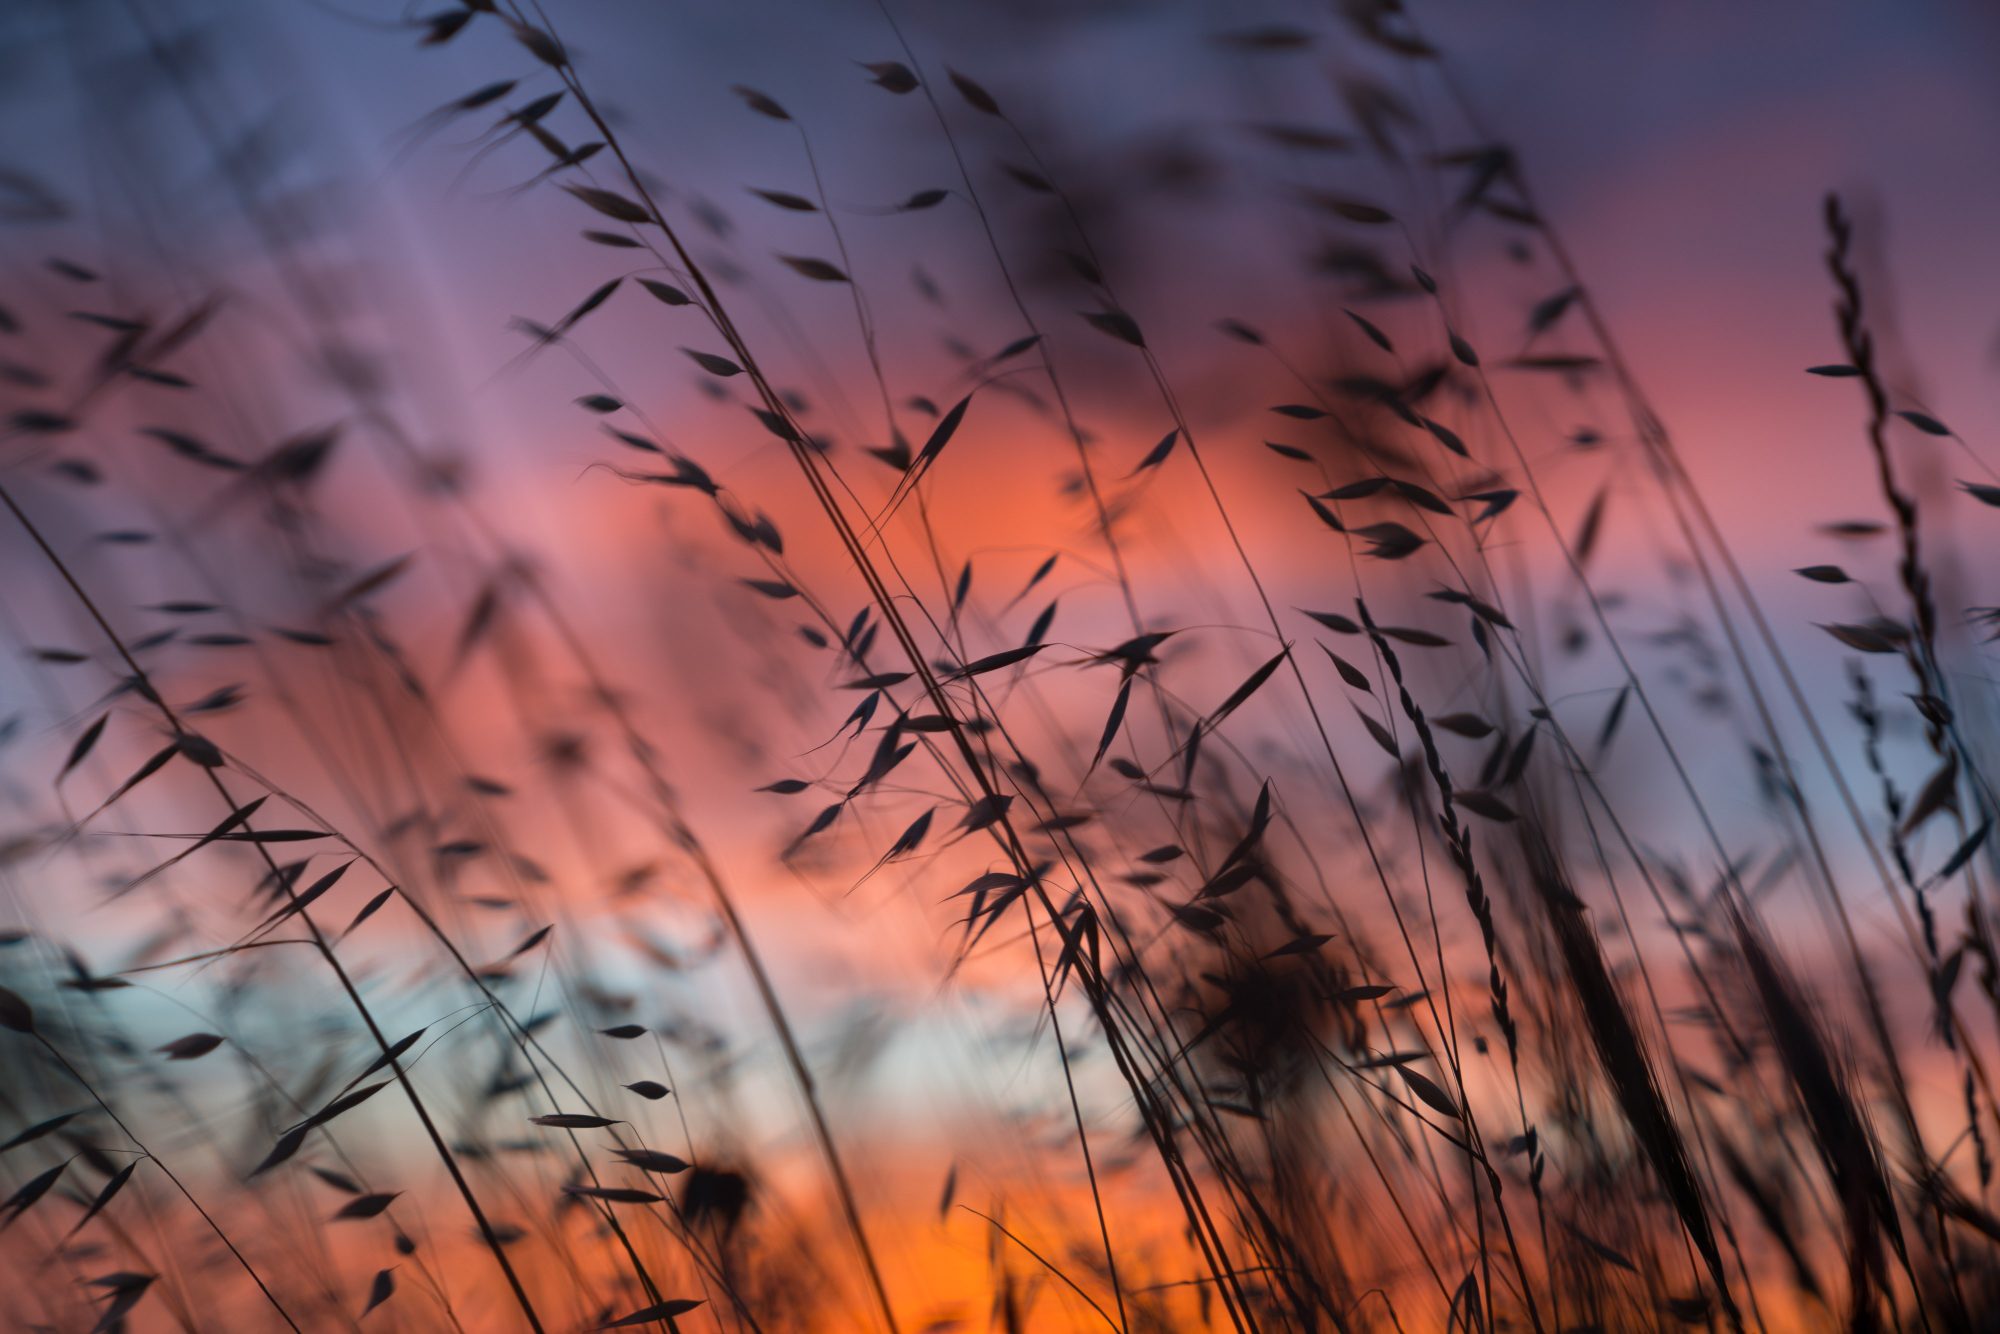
[{"left": 2, "top": 2, "right": 1999, "bottom": 1330}]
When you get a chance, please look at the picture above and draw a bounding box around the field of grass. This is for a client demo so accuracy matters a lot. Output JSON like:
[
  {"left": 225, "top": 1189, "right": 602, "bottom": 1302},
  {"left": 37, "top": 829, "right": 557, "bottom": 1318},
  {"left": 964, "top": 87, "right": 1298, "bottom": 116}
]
[{"left": 2, "top": 2, "right": 1998, "bottom": 1330}]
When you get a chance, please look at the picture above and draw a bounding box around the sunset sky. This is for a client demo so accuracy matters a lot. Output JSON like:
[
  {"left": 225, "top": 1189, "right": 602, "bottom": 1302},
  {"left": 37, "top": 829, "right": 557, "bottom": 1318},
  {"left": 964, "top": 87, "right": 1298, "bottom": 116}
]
[{"left": 5, "top": 2, "right": 2000, "bottom": 1330}]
